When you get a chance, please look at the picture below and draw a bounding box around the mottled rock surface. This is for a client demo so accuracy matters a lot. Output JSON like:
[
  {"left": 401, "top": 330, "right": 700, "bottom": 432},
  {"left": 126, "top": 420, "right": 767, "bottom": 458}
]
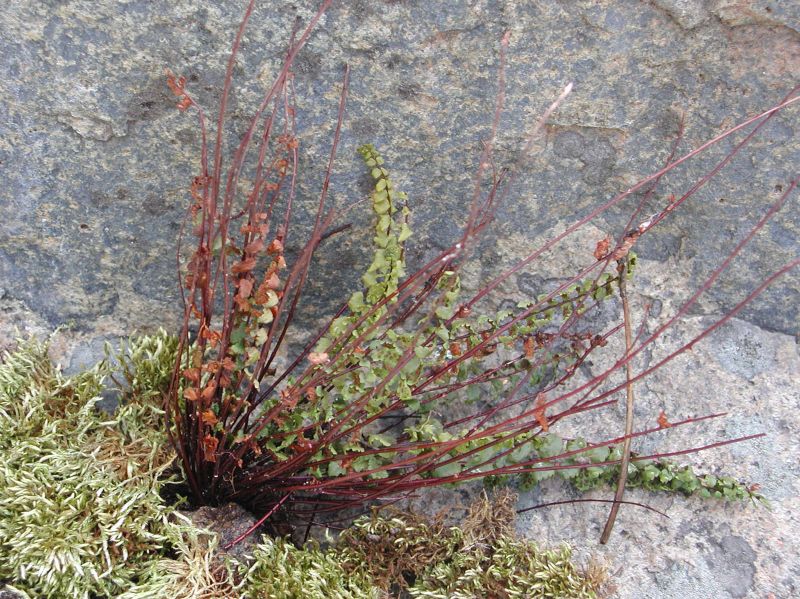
[{"left": 1, "top": 1, "right": 798, "bottom": 597}]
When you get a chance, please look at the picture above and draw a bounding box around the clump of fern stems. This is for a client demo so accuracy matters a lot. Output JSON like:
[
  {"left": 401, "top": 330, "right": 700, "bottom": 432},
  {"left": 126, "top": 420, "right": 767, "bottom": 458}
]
[{"left": 164, "top": 0, "right": 799, "bottom": 545}]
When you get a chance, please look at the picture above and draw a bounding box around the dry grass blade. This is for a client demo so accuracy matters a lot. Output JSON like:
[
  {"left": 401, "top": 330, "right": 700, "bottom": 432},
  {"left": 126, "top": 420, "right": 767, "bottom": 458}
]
[{"left": 600, "top": 257, "right": 636, "bottom": 544}]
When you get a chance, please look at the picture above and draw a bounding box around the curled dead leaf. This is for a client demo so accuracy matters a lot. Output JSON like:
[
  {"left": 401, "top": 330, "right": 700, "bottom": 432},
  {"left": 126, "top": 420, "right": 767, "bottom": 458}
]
[
  {"left": 523, "top": 337, "right": 535, "bottom": 359},
  {"left": 534, "top": 393, "right": 549, "bottom": 432},
  {"left": 200, "top": 327, "right": 221, "bottom": 347},
  {"left": 244, "top": 240, "right": 264, "bottom": 254},
  {"left": 165, "top": 69, "right": 185, "bottom": 96},
  {"left": 265, "top": 272, "right": 281, "bottom": 290},
  {"left": 610, "top": 230, "right": 640, "bottom": 261},
  {"left": 280, "top": 388, "right": 299, "bottom": 408},
  {"left": 593, "top": 236, "right": 611, "bottom": 261},
  {"left": 202, "top": 435, "right": 218, "bottom": 462},
  {"left": 219, "top": 372, "right": 232, "bottom": 388},
  {"left": 237, "top": 278, "right": 254, "bottom": 299},
  {"left": 201, "top": 410, "right": 218, "bottom": 426},
  {"left": 231, "top": 257, "right": 257, "bottom": 274},
  {"left": 204, "top": 360, "right": 220, "bottom": 374},
  {"left": 201, "top": 381, "right": 217, "bottom": 401}
]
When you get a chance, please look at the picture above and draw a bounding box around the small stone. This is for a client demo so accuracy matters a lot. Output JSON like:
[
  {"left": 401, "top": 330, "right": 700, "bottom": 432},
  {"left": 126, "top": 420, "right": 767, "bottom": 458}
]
[{"left": 182, "top": 502, "right": 261, "bottom": 566}]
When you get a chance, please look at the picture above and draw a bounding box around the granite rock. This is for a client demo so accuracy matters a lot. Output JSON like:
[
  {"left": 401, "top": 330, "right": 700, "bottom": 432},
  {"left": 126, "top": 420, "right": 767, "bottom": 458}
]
[
  {"left": 0, "top": 0, "right": 798, "bottom": 338},
  {"left": 182, "top": 502, "right": 261, "bottom": 567},
  {"left": 2, "top": 1, "right": 799, "bottom": 597}
]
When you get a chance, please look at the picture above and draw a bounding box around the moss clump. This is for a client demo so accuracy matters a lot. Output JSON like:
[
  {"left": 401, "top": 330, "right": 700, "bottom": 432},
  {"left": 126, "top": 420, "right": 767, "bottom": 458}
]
[
  {"left": 238, "top": 491, "right": 601, "bottom": 598},
  {"left": 336, "top": 510, "right": 457, "bottom": 593},
  {"left": 330, "top": 490, "right": 600, "bottom": 599},
  {"left": 414, "top": 536, "right": 596, "bottom": 599},
  {"left": 241, "top": 536, "right": 378, "bottom": 599},
  {"left": 243, "top": 492, "right": 603, "bottom": 599},
  {"left": 0, "top": 332, "right": 218, "bottom": 599},
  {"left": 118, "top": 520, "right": 238, "bottom": 599}
]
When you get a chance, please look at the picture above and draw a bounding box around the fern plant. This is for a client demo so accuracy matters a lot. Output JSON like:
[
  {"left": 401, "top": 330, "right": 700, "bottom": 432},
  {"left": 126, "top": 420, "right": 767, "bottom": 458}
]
[{"left": 163, "top": 0, "right": 798, "bottom": 544}]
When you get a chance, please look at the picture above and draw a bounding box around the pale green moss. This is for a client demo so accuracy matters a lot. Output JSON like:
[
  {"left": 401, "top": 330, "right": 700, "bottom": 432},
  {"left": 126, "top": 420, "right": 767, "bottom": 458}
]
[
  {"left": 0, "top": 332, "right": 193, "bottom": 599},
  {"left": 119, "top": 518, "right": 238, "bottom": 599},
  {"left": 242, "top": 536, "right": 378, "bottom": 599},
  {"left": 409, "top": 535, "right": 596, "bottom": 598}
]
